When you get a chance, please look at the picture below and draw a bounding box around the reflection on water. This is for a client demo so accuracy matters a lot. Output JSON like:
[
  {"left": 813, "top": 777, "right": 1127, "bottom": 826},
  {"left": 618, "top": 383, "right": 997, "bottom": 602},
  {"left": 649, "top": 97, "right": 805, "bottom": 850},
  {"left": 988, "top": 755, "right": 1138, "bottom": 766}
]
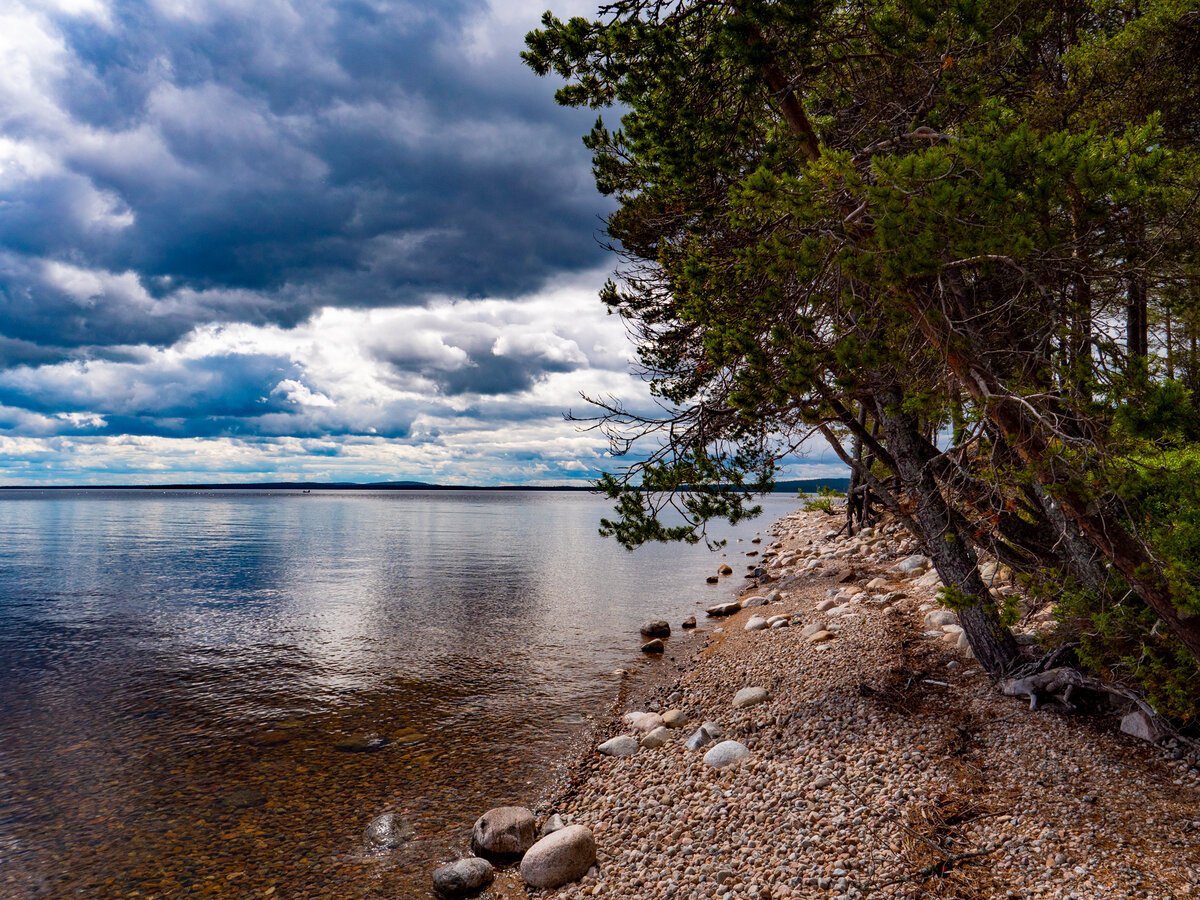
[{"left": 0, "top": 490, "right": 794, "bottom": 896}]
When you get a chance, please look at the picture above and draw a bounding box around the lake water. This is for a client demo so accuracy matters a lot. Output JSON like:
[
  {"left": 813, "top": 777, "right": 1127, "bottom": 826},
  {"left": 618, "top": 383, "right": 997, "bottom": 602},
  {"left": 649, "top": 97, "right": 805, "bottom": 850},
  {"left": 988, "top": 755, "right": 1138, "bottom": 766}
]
[{"left": 0, "top": 489, "right": 797, "bottom": 897}]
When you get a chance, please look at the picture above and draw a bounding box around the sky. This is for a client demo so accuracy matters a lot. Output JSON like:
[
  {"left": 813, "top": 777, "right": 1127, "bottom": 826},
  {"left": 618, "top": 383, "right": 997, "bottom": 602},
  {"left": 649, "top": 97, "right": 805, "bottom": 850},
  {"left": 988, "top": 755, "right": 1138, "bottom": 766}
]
[{"left": 0, "top": 0, "right": 843, "bottom": 485}]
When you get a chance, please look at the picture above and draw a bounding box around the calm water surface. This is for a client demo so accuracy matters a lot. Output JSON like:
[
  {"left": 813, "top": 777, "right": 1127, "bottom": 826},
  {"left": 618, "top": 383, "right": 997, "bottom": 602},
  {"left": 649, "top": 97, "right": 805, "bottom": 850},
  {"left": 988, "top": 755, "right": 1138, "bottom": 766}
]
[{"left": 0, "top": 490, "right": 795, "bottom": 897}]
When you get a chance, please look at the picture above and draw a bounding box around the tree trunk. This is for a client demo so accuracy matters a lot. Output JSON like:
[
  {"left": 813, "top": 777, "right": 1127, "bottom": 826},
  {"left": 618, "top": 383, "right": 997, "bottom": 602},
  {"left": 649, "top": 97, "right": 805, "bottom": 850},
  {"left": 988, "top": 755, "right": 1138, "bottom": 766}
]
[
  {"left": 908, "top": 294, "right": 1200, "bottom": 663},
  {"left": 1127, "top": 271, "right": 1149, "bottom": 361},
  {"left": 874, "top": 387, "right": 1022, "bottom": 677}
]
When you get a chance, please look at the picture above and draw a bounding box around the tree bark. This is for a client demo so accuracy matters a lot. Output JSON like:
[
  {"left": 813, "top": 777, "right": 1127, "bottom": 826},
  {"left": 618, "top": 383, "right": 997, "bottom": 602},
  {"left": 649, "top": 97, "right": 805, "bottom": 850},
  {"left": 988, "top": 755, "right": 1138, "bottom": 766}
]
[
  {"left": 874, "top": 387, "right": 1022, "bottom": 677},
  {"left": 908, "top": 292, "right": 1200, "bottom": 663}
]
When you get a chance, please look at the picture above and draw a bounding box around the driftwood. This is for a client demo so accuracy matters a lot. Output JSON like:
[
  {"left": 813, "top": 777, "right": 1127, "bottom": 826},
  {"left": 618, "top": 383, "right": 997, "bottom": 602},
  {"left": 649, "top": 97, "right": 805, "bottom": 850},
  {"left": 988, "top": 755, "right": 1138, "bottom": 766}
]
[{"left": 998, "top": 664, "right": 1200, "bottom": 754}]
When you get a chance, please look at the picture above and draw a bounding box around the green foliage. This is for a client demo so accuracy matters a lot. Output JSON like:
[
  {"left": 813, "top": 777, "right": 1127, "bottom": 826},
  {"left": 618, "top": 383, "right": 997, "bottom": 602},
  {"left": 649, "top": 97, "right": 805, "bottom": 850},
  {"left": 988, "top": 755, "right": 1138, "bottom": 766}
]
[
  {"left": 1057, "top": 582, "right": 1200, "bottom": 721},
  {"left": 525, "top": 0, "right": 1200, "bottom": 707},
  {"left": 1111, "top": 447, "right": 1200, "bottom": 617}
]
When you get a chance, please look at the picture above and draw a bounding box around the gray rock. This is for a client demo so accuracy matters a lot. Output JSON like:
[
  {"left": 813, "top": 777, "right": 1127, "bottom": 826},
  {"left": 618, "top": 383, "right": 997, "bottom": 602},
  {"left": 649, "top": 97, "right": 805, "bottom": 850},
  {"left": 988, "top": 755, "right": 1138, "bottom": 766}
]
[
  {"left": 744, "top": 615, "right": 769, "bottom": 632},
  {"left": 706, "top": 601, "right": 742, "bottom": 617},
  {"left": 364, "top": 812, "right": 413, "bottom": 849},
  {"left": 640, "top": 726, "right": 671, "bottom": 749},
  {"left": 732, "top": 686, "right": 769, "bottom": 708},
  {"left": 1120, "top": 710, "right": 1169, "bottom": 743},
  {"left": 741, "top": 596, "right": 768, "bottom": 608},
  {"left": 641, "top": 638, "right": 665, "bottom": 653},
  {"left": 685, "top": 726, "right": 713, "bottom": 751},
  {"left": 541, "top": 814, "right": 566, "bottom": 836},
  {"left": 520, "top": 825, "right": 597, "bottom": 889},
  {"left": 597, "top": 735, "right": 639, "bottom": 757},
  {"left": 701, "top": 721, "right": 724, "bottom": 741},
  {"left": 622, "top": 711, "right": 663, "bottom": 732},
  {"left": 816, "top": 598, "right": 838, "bottom": 613},
  {"left": 925, "top": 609, "right": 958, "bottom": 628},
  {"left": 662, "top": 709, "right": 687, "bottom": 728},
  {"left": 770, "top": 619, "right": 789, "bottom": 629},
  {"left": 432, "top": 857, "right": 494, "bottom": 897},
  {"left": 894, "top": 554, "right": 931, "bottom": 574},
  {"left": 703, "top": 740, "right": 751, "bottom": 769},
  {"left": 800, "top": 622, "right": 827, "bottom": 639},
  {"left": 470, "top": 806, "right": 537, "bottom": 860},
  {"left": 640, "top": 620, "right": 671, "bottom": 638}
]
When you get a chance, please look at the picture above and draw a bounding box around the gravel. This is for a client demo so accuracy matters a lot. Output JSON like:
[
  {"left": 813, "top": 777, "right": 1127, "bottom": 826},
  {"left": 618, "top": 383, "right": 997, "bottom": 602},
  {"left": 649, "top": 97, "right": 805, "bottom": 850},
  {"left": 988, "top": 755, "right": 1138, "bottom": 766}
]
[{"left": 493, "top": 509, "right": 1200, "bottom": 898}]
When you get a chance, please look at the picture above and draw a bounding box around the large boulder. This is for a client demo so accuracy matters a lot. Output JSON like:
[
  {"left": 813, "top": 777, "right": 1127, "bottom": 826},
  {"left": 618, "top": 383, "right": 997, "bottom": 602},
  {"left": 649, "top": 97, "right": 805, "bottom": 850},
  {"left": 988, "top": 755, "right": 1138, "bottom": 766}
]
[
  {"left": 640, "top": 620, "right": 671, "bottom": 638},
  {"left": 1120, "top": 710, "right": 1169, "bottom": 743},
  {"left": 706, "top": 601, "right": 741, "bottom": 617},
  {"left": 520, "top": 825, "right": 597, "bottom": 889},
  {"left": 925, "top": 609, "right": 958, "bottom": 628},
  {"left": 432, "top": 857, "right": 494, "bottom": 897},
  {"left": 732, "top": 686, "right": 769, "bottom": 709},
  {"left": 640, "top": 726, "right": 671, "bottom": 749},
  {"left": 744, "top": 615, "right": 769, "bottom": 632},
  {"left": 894, "top": 554, "right": 931, "bottom": 575},
  {"left": 703, "top": 740, "right": 751, "bottom": 769},
  {"left": 622, "top": 711, "right": 663, "bottom": 732},
  {"left": 661, "top": 709, "right": 687, "bottom": 729},
  {"left": 470, "top": 807, "right": 537, "bottom": 860},
  {"left": 597, "top": 735, "right": 639, "bottom": 757}
]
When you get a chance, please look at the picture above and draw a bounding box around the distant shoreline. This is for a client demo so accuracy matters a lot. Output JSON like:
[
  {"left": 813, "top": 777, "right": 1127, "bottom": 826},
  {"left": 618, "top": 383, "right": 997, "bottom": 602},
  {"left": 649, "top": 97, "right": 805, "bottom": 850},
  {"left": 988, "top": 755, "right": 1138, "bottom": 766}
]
[{"left": 0, "top": 478, "right": 850, "bottom": 494}]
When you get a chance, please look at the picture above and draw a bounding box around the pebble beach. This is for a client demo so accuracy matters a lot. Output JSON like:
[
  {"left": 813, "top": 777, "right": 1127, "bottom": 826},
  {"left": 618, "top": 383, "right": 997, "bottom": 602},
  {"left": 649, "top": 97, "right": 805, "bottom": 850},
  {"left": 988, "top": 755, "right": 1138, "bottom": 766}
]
[{"left": 460, "top": 506, "right": 1200, "bottom": 899}]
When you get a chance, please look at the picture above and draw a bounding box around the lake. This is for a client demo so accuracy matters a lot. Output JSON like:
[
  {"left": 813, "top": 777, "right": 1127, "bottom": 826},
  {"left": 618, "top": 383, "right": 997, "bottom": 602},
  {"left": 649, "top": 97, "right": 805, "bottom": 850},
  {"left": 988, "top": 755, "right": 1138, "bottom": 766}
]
[{"left": 0, "top": 489, "right": 797, "bottom": 897}]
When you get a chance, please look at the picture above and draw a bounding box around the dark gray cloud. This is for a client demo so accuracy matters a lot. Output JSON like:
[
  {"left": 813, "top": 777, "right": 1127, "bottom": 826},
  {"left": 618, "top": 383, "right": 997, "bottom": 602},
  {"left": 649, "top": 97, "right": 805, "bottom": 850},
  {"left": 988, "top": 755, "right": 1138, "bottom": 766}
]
[{"left": 0, "top": 0, "right": 607, "bottom": 358}]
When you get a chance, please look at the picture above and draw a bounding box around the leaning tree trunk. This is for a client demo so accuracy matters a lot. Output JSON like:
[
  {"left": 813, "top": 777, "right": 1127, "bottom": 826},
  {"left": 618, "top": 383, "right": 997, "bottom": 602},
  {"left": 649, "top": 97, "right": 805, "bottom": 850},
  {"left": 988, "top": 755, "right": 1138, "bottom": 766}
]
[
  {"left": 875, "top": 388, "right": 1022, "bottom": 677},
  {"left": 908, "top": 292, "right": 1200, "bottom": 664}
]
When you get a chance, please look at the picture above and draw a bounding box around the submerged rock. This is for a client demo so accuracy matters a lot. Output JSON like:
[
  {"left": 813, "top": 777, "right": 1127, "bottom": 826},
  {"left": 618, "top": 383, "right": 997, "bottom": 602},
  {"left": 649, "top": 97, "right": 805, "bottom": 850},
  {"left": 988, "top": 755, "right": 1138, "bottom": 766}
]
[
  {"left": 470, "top": 806, "right": 537, "bottom": 860},
  {"left": 520, "top": 825, "right": 597, "bottom": 889},
  {"left": 364, "top": 812, "right": 413, "bottom": 849},
  {"left": 432, "top": 857, "right": 494, "bottom": 897},
  {"left": 218, "top": 787, "right": 265, "bottom": 810},
  {"left": 334, "top": 733, "right": 389, "bottom": 753},
  {"left": 718, "top": 564, "right": 734, "bottom": 575}
]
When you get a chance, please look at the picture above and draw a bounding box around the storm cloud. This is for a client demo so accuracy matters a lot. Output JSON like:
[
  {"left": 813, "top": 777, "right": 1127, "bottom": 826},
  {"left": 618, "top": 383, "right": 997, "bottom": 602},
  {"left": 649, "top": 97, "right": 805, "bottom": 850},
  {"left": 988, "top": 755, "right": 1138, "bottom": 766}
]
[
  {"left": 0, "top": 0, "right": 607, "bottom": 348},
  {"left": 0, "top": 0, "right": 839, "bottom": 484}
]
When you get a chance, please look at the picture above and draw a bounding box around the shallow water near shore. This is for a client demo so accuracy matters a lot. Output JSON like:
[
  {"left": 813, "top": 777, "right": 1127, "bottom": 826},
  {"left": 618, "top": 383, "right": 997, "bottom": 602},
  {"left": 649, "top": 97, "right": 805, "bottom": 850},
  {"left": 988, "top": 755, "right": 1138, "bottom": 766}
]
[{"left": 0, "top": 489, "right": 796, "bottom": 896}]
